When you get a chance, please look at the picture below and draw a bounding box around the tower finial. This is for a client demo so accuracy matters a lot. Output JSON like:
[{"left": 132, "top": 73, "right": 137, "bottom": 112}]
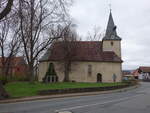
[{"left": 109, "top": 3, "right": 112, "bottom": 12}]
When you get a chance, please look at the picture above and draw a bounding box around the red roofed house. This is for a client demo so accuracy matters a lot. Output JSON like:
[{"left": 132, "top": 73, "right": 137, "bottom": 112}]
[
  {"left": 138, "top": 67, "right": 150, "bottom": 80},
  {"left": 38, "top": 11, "right": 123, "bottom": 83},
  {"left": 0, "top": 57, "right": 28, "bottom": 77},
  {"left": 132, "top": 67, "right": 150, "bottom": 80}
]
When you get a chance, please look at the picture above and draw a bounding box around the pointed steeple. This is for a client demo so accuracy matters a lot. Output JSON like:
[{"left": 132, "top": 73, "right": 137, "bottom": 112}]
[{"left": 103, "top": 11, "right": 121, "bottom": 40}]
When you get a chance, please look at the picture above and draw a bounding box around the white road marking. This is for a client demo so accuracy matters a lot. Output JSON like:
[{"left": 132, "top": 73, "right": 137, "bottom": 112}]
[
  {"left": 57, "top": 111, "right": 72, "bottom": 113},
  {"left": 55, "top": 94, "right": 142, "bottom": 112}
]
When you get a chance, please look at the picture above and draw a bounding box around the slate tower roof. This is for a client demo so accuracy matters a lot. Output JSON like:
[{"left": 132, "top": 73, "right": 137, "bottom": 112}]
[{"left": 103, "top": 11, "right": 121, "bottom": 40}]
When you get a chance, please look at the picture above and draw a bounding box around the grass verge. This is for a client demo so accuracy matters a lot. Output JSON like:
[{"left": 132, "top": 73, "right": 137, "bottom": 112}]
[{"left": 5, "top": 82, "right": 126, "bottom": 98}]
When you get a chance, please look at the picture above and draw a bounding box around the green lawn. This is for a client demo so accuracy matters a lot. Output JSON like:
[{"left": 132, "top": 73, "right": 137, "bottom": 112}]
[{"left": 5, "top": 82, "right": 126, "bottom": 98}]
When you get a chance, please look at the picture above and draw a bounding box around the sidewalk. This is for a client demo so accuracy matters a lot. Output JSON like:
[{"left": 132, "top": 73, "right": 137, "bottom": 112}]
[{"left": 0, "top": 85, "right": 139, "bottom": 104}]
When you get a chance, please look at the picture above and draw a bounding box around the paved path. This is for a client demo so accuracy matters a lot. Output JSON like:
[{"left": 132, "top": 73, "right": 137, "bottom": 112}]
[{"left": 0, "top": 82, "right": 150, "bottom": 113}]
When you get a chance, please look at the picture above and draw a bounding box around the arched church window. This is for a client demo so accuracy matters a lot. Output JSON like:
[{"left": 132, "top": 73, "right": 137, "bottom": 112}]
[{"left": 88, "top": 65, "right": 92, "bottom": 76}]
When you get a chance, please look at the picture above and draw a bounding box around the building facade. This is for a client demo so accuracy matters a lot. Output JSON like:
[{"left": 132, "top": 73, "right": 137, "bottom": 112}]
[
  {"left": 38, "top": 11, "right": 123, "bottom": 83},
  {"left": 0, "top": 57, "right": 28, "bottom": 77}
]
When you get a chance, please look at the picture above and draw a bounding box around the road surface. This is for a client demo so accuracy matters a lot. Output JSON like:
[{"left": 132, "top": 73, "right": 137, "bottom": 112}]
[{"left": 0, "top": 82, "right": 150, "bottom": 113}]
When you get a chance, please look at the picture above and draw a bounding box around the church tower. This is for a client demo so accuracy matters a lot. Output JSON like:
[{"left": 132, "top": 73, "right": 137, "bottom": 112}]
[{"left": 102, "top": 11, "right": 122, "bottom": 58}]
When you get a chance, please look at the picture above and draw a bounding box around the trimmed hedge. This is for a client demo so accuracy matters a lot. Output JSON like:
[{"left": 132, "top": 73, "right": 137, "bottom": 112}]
[{"left": 38, "top": 84, "right": 131, "bottom": 95}]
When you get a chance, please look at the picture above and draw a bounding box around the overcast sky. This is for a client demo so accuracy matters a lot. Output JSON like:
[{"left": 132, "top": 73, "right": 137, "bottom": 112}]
[{"left": 69, "top": 0, "right": 150, "bottom": 70}]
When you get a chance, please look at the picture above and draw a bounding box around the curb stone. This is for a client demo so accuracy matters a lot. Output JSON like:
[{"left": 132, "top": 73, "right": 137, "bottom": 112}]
[{"left": 0, "top": 84, "right": 139, "bottom": 104}]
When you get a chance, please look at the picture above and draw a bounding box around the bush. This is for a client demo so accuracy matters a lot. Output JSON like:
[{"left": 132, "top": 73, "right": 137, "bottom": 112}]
[
  {"left": 46, "top": 63, "right": 57, "bottom": 76},
  {"left": 0, "top": 76, "right": 7, "bottom": 85},
  {"left": 43, "top": 63, "right": 57, "bottom": 83}
]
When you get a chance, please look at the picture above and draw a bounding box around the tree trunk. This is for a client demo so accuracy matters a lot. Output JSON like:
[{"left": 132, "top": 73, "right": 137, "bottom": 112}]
[
  {"left": 0, "top": 81, "right": 9, "bottom": 99},
  {"left": 63, "top": 61, "right": 70, "bottom": 82},
  {"left": 28, "top": 64, "right": 34, "bottom": 83},
  {"left": 1, "top": 67, "right": 8, "bottom": 84}
]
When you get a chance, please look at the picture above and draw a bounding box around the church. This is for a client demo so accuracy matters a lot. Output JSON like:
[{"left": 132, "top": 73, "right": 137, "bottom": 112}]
[{"left": 38, "top": 11, "right": 123, "bottom": 83}]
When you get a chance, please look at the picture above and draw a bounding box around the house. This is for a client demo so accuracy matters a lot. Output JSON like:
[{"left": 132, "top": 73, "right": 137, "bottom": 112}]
[
  {"left": 132, "top": 67, "right": 150, "bottom": 80},
  {"left": 38, "top": 11, "right": 123, "bottom": 83},
  {"left": 0, "top": 57, "right": 28, "bottom": 77},
  {"left": 137, "top": 67, "right": 150, "bottom": 80},
  {"left": 132, "top": 69, "right": 140, "bottom": 79}
]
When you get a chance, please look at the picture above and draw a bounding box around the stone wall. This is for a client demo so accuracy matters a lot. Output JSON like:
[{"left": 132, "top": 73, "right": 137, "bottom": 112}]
[{"left": 38, "top": 61, "right": 122, "bottom": 83}]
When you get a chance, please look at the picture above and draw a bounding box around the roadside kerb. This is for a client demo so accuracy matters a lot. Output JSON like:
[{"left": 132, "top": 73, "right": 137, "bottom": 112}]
[{"left": 0, "top": 84, "right": 139, "bottom": 104}]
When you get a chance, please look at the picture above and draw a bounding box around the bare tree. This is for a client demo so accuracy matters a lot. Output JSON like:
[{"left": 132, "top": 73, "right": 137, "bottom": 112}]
[
  {"left": 0, "top": 18, "right": 21, "bottom": 78},
  {"left": 0, "top": 0, "right": 14, "bottom": 20},
  {"left": 17, "top": 0, "right": 72, "bottom": 82},
  {"left": 87, "top": 26, "right": 104, "bottom": 41},
  {"left": 0, "top": 0, "right": 14, "bottom": 99},
  {"left": 56, "top": 24, "right": 78, "bottom": 82}
]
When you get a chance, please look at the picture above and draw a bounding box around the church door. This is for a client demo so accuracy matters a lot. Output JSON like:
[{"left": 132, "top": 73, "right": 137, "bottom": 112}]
[{"left": 97, "top": 73, "right": 102, "bottom": 83}]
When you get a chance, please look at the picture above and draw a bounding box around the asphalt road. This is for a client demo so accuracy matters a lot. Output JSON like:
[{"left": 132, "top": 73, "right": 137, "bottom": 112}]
[{"left": 0, "top": 82, "right": 150, "bottom": 113}]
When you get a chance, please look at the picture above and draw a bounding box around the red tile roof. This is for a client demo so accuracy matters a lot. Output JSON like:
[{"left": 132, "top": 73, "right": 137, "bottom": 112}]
[
  {"left": 41, "top": 41, "right": 122, "bottom": 63},
  {"left": 132, "top": 69, "right": 139, "bottom": 76},
  {"left": 139, "top": 67, "right": 150, "bottom": 73},
  {"left": 0, "top": 57, "right": 26, "bottom": 67}
]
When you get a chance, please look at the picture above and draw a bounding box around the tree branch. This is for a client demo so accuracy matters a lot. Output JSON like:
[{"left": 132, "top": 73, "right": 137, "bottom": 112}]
[{"left": 0, "top": 0, "right": 13, "bottom": 20}]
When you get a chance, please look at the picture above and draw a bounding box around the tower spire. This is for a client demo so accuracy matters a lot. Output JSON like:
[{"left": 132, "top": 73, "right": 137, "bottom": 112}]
[{"left": 103, "top": 10, "right": 121, "bottom": 40}]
